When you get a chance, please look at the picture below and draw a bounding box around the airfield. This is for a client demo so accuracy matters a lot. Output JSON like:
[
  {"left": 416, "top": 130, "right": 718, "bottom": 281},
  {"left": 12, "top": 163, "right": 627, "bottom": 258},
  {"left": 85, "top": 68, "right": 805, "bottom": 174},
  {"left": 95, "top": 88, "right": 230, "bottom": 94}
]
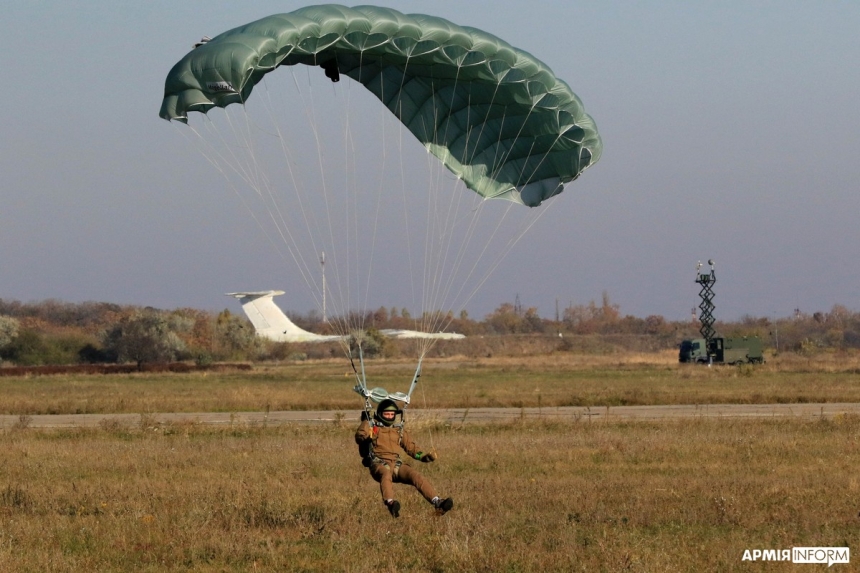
[{"left": 2, "top": 353, "right": 859, "bottom": 571}]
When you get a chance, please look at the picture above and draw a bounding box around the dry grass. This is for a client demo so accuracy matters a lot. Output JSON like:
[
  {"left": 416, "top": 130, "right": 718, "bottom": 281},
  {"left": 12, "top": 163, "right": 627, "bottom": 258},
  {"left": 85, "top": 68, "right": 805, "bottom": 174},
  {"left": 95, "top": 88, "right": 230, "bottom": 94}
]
[
  {"left": 1, "top": 415, "right": 858, "bottom": 572},
  {"left": 1, "top": 351, "right": 858, "bottom": 571},
  {"left": 1, "top": 351, "right": 859, "bottom": 415}
]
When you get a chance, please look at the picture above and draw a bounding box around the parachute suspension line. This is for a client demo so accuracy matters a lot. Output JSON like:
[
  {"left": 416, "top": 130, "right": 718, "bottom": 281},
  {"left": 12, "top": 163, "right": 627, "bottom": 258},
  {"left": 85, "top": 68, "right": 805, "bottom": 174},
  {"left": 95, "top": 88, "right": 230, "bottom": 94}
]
[
  {"left": 414, "top": 73, "right": 490, "bottom": 347},
  {"left": 180, "top": 115, "right": 328, "bottom": 304},
  {"left": 487, "top": 96, "right": 541, "bottom": 193},
  {"left": 520, "top": 131, "right": 568, "bottom": 194},
  {"left": 359, "top": 344, "right": 368, "bottom": 394},
  {"left": 421, "top": 68, "right": 459, "bottom": 338},
  {"left": 383, "top": 68, "right": 526, "bottom": 355},
  {"left": 255, "top": 69, "right": 326, "bottom": 298},
  {"left": 396, "top": 54, "right": 418, "bottom": 315},
  {"left": 419, "top": 77, "right": 459, "bottom": 343},
  {"left": 418, "top": 84, "right": 436, "bottom": 337},
  {"left": 416, "top": 85, "right": 477, "bottom": 340},
  {"left": 235, "top": 88, "right": 324, "bottom": 304},
  {"left": 447, "top": 202, "right": 518, "bottom": 309},
  {"left": 414, "top": 74, "right": 555, "bottom": 320},
  {"left": 436, "top": 77, "right": 540, "bottom": 325},
  {"left": 246, "top": 64, "right": 355, "bottom": 347},
  {"left": 464, "top": 205, "right": 547, "bottom": 301},
  {"left": 423, "top": 61, "right": 475, "bottom": 338},
  {"left": 183, "top": 56, "right": 560, "bottom": 367},
  {"left": 422, "top": 88, "right": 442, "bottom": 342},
  {"left": 388, "top": 61, "right": 459, "bottom": 350},
  {"left": 176, "top": 121, "right": 296, "bottom": 272},
  {"left": 420, "top": 85, "right": 446, "bottom": 337},
  {"left": 247, "top": 72, "right": 345, "bottom": 331},
  {"left": 360, "top": 49, "right": 390, "bottom": 322},
  {"left": 295, "top": 64, "right": 352, "bottom": 341},
  {"left": 381, "top": 51, "right": 445, "bottom": 365},
  {"left": 431, "top": 86, "right": 477, "bottom": 319},
  {"left": 334, "top": 82, "right": 362, "bottom": 339},
  {"left": 463, "top": 81, "right": 503, "bottom": 170},
  {"left": 245, "top": 67, "right": 335, "bottom": 327},
  {"left": 350, "top": 343, "right": 374, "bottom": 417},
  {"left": 340, "top": 54, "right": 359, "bottom": 338}
]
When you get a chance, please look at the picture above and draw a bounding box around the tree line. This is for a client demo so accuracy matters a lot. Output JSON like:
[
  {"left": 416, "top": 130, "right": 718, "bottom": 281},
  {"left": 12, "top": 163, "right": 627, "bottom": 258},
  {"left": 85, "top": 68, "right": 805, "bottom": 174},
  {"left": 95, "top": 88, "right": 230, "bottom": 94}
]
[{"left": 0, "top": 295, "right": 858, "bottom": 367}]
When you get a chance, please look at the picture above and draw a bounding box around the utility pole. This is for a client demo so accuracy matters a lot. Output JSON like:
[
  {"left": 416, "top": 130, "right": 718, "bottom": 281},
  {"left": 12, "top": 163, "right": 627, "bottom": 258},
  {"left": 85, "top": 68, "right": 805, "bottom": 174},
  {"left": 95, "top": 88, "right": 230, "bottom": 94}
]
[{"left": 320, "top": 251, "right": 327, "bottom": 323}]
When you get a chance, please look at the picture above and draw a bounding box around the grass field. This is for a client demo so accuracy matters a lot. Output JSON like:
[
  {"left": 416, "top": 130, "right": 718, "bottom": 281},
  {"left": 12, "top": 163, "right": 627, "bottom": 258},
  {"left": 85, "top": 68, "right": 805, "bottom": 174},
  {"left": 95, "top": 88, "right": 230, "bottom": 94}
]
[
  {"left": 1, "top": 351, "right": 859, "bottom": 571},
  {"left": 1, "top": 351, "right": 860, "bottom": 416}
]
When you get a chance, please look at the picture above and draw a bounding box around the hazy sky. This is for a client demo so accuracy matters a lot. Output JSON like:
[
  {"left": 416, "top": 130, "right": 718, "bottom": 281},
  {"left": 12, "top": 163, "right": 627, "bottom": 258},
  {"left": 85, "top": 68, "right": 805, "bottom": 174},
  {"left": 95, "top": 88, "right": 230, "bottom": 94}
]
[{"left": 2, "top": 1, "right": 858, "bottom": 322}]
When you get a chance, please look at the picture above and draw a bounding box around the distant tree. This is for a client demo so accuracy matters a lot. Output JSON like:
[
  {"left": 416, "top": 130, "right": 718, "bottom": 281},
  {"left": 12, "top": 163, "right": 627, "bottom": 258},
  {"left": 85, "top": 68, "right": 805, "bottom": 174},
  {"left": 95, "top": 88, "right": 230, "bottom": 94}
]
[
  {"left": 522, "top": 307, "right": 544, "bottom": 333},
  {"left": 563, "top": 292, "right": 621, "bottom": 334},
  {"left": 485, "top": 302, "right": 520, "bottom": 334},
  {"left": 0, "top": 316, "right": 19, "bottom": 349},
  {"left": 212, "top": 309, "right": 258, "bottom": 360},
  {"left": 102, "top": 310, "right": 187, "bottom": 368},
  {"left": 372, "top": 306, "right": 389, "bottom": 327},
  {"left": 0, "top": 329, "right": 48, "bottom": 365},
  {"left": 644, "top": 315, "right": 668, "bottom": 335},
  {"left": 350, "top": 327, "right": 387, "bottom": 357},
  {"left": 483, "top": 303, "right": 543, "bottom": 334},
  {"left": 78, "top": 343, "right": 114, "bottom": 364}
]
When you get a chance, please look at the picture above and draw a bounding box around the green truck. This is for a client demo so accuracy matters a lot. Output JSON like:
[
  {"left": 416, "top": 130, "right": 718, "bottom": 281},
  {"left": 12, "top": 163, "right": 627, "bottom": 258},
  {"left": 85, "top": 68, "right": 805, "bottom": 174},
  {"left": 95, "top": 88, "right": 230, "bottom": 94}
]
[{"left": 679, "top": 336, "right": 764, "bottom": 365}]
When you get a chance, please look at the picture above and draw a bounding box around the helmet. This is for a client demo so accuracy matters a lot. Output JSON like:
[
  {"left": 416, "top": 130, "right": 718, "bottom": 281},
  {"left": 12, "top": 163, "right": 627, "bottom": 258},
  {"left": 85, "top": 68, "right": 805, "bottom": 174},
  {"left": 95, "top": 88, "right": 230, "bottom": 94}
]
[{"left": 374, "top": 399, "right": 400, "bottom": 426}]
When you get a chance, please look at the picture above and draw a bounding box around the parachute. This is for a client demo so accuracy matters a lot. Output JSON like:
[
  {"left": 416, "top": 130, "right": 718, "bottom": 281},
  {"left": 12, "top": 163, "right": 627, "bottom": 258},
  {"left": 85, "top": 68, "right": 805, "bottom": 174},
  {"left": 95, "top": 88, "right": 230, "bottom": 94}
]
[
  {"left": 160, "top": 4, "right": 601, "bottom": 207},
  {"left": 160, "top": 5, "right": 602, "bottom": 413}
]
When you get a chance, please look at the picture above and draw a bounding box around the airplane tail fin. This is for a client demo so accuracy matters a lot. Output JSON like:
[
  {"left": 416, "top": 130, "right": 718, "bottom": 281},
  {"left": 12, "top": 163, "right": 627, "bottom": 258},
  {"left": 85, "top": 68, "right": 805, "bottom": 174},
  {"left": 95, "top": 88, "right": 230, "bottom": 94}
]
[{"left": 226, "top": 291, "right": 330, "bottom": 342}]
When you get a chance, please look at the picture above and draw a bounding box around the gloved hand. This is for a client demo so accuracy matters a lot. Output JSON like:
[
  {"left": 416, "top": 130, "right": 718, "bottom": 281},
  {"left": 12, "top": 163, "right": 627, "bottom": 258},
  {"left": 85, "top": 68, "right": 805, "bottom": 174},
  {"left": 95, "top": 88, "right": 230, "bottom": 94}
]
[
  {"left": 420, "top": 449, "right": 437, "bottom": 463},
  {"left": 360, "top": 410, "right": 370, "bottom": 421}
]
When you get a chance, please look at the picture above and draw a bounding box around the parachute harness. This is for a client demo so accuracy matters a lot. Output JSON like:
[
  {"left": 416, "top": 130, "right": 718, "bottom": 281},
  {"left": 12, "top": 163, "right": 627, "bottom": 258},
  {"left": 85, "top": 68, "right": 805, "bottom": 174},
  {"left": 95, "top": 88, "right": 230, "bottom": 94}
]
[
  {"left": 352, "top": 341, "right": 424, "bottom": 430},
  {"left": 353, "top": 339, "right": 427, "bottom": 469},
  {"left": 350, "top": 338, "right": 434, "bottom": 456}
]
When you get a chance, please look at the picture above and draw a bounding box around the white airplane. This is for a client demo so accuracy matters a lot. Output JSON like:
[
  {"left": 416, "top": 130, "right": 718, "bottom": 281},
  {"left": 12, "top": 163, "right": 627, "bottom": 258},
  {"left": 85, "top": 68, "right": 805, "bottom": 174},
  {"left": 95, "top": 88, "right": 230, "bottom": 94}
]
[{"left": 226, "top": 291, "right": 465, "bottom": 343}]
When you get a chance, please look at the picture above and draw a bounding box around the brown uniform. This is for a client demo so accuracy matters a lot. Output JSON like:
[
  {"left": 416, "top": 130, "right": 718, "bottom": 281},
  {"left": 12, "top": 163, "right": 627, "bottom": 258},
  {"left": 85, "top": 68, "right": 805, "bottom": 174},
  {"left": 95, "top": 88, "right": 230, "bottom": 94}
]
[{"left": 355, "top": 419, "right": 438, "bottom": 503}]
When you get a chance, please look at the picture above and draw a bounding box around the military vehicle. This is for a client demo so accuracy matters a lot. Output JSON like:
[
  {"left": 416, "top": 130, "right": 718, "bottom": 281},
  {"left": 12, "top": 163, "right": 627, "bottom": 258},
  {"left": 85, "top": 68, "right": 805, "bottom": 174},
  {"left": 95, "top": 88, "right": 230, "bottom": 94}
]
[
  {"left": 679, "top": 259, "right": 764, "bottom": 365},
  {"left": 679, "top": 336, "right": 763, "bottom": 364}
]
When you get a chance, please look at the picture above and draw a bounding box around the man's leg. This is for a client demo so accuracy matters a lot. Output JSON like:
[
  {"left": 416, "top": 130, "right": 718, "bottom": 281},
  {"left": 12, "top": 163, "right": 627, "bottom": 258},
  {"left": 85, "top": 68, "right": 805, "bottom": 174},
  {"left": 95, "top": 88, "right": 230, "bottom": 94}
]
[
  {"left": 394, "top": 464, "right": 438, "bottom": 502},
  {"left": 370, "top": 463, "right": 396, "bottom": 501}
]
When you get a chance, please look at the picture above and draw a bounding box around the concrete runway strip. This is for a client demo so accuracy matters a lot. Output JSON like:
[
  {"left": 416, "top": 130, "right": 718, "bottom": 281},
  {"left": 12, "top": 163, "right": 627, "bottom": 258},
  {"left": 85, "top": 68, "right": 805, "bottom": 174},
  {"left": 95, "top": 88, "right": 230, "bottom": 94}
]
[{"left": 3, "top": 403, "right": 860, "bottom": 429}]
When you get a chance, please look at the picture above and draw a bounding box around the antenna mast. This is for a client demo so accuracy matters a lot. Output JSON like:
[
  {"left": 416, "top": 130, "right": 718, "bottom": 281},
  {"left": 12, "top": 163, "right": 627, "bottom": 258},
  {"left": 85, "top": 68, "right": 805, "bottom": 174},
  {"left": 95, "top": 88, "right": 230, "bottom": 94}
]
[{"left": 695, "top": 259, "right": 717, "bottom": 345}]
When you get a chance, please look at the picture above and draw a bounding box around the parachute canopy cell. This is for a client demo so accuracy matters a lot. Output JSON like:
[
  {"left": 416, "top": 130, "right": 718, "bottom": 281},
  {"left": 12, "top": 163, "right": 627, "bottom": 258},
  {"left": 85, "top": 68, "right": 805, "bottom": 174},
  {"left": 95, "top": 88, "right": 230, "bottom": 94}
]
[{"left": 159, "top": 4, "right": 602, "bottom": 206}]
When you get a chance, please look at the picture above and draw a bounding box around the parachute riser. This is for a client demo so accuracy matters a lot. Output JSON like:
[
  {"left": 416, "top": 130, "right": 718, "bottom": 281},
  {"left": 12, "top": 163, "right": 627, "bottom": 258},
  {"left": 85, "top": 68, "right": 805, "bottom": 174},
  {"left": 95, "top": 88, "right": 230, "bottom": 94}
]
[
  {"left": 394, "top": 357, "right": 423, "bottom": 432},
  {"left": 401, "top": 357, "right": 423, "bottom": 414},
  {"left": 359, "top": 345, "right": 368, "bottom": 392},
  {"left": 350, "top": 344, "right": 374, "bottom": 417}
]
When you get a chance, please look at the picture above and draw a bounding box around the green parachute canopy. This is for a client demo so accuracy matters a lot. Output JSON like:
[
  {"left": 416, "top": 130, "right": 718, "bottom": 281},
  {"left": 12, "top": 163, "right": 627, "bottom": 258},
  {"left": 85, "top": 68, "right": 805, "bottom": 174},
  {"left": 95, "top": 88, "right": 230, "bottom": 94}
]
[{"left": 160, "top": 4, "right": 602, "bottom": 206}]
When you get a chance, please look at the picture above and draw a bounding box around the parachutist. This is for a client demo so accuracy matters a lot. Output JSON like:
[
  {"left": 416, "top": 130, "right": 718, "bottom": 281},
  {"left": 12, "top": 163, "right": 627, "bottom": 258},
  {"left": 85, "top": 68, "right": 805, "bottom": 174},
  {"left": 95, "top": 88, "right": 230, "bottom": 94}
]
[{"left": 355, "top": 400, "right": 453, "bottom": 517}]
